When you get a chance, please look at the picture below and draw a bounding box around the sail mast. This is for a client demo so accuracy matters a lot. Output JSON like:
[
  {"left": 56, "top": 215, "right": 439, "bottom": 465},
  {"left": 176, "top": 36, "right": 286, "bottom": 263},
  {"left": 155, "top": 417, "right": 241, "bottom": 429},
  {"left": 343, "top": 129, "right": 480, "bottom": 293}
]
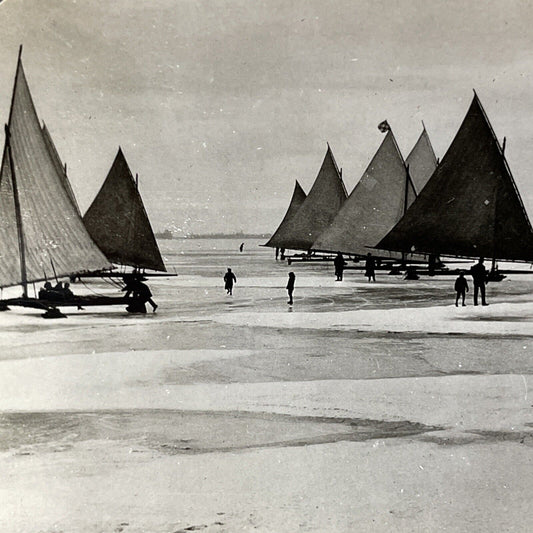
[
  {"left": 404, "top": 165, "right": 410, "bottom": 215},
  {"left": 6, "top": 46, "right": 29, "bottom": 296},
  {"left": 5, "top": 125, "right": 28, "bottom": 297}
]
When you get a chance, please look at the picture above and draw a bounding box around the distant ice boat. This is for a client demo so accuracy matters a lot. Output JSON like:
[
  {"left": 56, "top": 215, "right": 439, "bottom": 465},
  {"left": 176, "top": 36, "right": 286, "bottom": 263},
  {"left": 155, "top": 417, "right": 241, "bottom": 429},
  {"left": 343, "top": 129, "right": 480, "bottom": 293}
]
[
  {"left": 263, "top": 144, "right": 347, "bottom": 252},
  {"left": 263, "top": 180, "right": 307, "bottom": 249},
  {"left": 312, "top": 127, "right": 434, "bottom": 261},
  {"left": 405, "top": 125, "right": 438, "bottom": 194}
]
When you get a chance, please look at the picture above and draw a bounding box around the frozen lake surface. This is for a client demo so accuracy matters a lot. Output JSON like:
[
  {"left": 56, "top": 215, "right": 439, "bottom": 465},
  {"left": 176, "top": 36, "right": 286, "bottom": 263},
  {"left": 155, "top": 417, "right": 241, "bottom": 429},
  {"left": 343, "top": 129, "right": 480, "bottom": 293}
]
[{"left": 0, "top": 239, "right": 532, "bottom": 532}]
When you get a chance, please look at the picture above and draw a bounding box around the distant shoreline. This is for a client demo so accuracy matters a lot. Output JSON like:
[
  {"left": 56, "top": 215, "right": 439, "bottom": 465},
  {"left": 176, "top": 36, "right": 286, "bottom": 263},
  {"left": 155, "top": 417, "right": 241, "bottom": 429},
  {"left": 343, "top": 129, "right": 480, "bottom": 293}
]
[{"left": 155, "top": 232, "right": 269, "bottom": 240}]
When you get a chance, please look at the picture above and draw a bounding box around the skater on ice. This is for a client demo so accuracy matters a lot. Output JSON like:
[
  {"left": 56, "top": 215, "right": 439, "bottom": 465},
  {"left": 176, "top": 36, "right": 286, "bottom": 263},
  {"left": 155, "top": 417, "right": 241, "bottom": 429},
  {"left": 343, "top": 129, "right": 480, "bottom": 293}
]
[
  {"left": 224, "top": 268, "right": 237, "bottom": 295},
  {"left": 286, "top": 271, "right": 295, "bottom": 305}
]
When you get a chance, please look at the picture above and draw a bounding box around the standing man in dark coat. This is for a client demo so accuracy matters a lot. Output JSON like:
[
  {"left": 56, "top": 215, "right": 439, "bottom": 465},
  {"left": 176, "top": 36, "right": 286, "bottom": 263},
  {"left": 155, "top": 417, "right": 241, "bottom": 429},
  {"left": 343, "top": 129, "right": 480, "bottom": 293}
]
[
  {"left": 224, "top": 268, "right": 237, "bottom": 295},
  {"left": 470, "top": 257, "right": 488, "bottom": 306},
  {"left": 334, "top": 252, "right": 347, "bottom": 281},
  {"left": 365, "top": 253, "right": 376, "bottom": 282}
]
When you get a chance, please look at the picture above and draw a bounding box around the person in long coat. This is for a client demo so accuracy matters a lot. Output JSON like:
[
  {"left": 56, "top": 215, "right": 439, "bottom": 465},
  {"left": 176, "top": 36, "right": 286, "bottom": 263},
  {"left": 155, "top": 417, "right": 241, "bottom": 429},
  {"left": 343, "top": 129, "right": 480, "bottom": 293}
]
[
  {"left": 224, "top": 268, "right": 237, "bottom": 295},
  {"left": 334, "top": 252, "right": 347, "bottom": 281},
  {"left": 470, "top": 257, "right": 488, "bottom": 306},
  {"left": 365, "top": 253, "right": 376, "bottom": 282}
]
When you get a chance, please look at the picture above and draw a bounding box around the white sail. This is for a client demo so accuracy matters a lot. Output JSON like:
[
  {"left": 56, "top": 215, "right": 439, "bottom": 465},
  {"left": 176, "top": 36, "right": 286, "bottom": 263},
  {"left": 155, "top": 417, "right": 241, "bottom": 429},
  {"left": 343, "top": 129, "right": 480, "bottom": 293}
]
[{"left": 0, "top": 54, "right": 111, "bottom": 289}]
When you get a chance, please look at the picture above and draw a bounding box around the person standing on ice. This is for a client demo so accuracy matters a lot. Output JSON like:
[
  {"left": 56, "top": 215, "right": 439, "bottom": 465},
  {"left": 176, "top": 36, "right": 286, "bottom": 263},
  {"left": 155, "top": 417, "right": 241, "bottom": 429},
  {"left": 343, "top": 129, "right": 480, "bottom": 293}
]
[
  {"left": 334, "top": 252, "right": 346, "bottom": 281},
  {"left": 224, "top": 268, "right": 237, "bottom": 295},
  {"left": 454, "top": 271, "right": 469, "bottom": 306},
  {"left": 286, "top": 272, "right": 295, "bottom": 305},
  {"left": 470, "top": 257, "right": 488, "bottom": 306},
  {"left": 239, "top": 242, "right": 244, "bottom": 252},
  {"left": 365, "top": 253, "right": 376, "bottom": 282}
]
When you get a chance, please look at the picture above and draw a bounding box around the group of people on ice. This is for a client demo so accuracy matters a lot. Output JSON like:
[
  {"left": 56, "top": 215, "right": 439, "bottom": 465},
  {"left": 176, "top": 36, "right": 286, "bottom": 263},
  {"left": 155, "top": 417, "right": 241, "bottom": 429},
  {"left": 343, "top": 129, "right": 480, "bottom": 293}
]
[
  {"left": 269, "top": 252, "right": 491, "bottom": 307},
  {"left": 454, "top": 257, "right": 490, "bottom": 306},
  {"left": 334, "top": 252, "right": 376, "bottom": 282}
]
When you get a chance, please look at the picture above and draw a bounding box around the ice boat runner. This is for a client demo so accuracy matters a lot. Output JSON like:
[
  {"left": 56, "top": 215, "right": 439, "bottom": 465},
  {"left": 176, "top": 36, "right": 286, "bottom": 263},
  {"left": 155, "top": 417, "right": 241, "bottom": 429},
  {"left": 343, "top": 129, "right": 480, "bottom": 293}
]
[
  {"left": 83, "top": 147, "right": 167, "bottom": 274},
  {"left": 0, "top": 48, "right": 135, "bottom": 317},
  {"left": 264, "top": 144, "right": 347, "bottom": 252},
  {"left": 376, "top": 92, "right": 533, "bottom": 267},
  {"left": 263, "top": 180, "right": 306, "bottom": 253},
  {"left": 312, "top": 127, "right": 425, "bottom": 261}
]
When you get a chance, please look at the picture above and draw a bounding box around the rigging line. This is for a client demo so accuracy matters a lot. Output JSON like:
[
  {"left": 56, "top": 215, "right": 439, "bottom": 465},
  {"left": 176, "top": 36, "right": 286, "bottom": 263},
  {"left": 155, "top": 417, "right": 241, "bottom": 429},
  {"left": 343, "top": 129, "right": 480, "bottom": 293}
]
[
  {"left": 79, "top": 278, "right": 108, "bottom": 297},
  {"left": 101, "top": 275, "right": 123, "bottom": 289}
]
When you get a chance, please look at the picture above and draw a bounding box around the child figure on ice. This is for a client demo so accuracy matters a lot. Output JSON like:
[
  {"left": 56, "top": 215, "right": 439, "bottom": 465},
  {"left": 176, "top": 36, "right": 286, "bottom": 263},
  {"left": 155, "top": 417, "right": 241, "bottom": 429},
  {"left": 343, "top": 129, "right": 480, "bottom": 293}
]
[
  {"left": 286, "top": 272, "right": 295, "bottom": 305},
  {"left": 454, "top": 271, "right": 469, "bottom": 307}
]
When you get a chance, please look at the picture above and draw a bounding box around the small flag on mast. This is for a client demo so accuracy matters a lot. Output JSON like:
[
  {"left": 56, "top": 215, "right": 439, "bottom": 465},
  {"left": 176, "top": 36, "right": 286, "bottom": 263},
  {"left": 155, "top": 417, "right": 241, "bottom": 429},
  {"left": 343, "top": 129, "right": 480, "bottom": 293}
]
[{"left": 378, "top": 120, "right": 390, "bottom": 133}]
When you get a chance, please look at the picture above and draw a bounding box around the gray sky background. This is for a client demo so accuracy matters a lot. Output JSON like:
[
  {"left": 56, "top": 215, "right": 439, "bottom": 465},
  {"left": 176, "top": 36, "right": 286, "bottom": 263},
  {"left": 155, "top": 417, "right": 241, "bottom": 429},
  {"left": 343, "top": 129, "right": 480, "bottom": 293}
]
[{"left": 0, "top": 0, "right": 532, "bottom": 234}]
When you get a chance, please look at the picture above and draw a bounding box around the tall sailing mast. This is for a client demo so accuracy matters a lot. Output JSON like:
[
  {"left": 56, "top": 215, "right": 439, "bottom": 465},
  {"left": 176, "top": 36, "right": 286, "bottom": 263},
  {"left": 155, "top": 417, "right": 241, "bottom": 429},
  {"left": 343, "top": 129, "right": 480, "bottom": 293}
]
[{"left": 5, "top": 47, "right": 28, "bottom": 296}]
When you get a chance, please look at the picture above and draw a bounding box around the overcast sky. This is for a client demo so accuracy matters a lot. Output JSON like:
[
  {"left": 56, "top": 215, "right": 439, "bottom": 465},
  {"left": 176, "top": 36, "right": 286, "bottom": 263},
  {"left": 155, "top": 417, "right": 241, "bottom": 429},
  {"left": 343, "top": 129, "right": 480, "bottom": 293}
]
[{"left": 1, "top": 0, "right": 532, "bottom": 234}]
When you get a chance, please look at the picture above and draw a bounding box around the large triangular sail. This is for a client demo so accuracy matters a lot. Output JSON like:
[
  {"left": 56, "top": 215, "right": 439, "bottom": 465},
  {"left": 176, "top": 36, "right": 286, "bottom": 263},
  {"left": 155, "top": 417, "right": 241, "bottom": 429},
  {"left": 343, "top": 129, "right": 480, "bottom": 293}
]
[
  {"left": 264, "top": 180, "right": 307, "bottom": 248},
  {"left": 405, "top": 127, "right": 438, "bottom": 194},
  {"left": 377, "top": 94, "right": 533, "bottom": 261},
  {"left": 41, "top": 121, "right": 81, "bottom": 216},
  {"left": 312, "top": 131, "right": 416, "bottom": 256},
  {"left": 0, "top": 53, "right": 111, "bottom": 290},
  {"left": 83, "top": 148, "right": 166, "bottom": 272},
  {"left": 267, "top": 145, "right": 347, "bottom": 251}
]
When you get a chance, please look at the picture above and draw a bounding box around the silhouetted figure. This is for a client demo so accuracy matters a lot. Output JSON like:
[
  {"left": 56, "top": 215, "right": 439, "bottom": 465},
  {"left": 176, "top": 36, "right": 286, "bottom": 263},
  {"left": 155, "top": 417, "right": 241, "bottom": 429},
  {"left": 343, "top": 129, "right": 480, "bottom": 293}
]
[
  {"left": 275, "top": 247, "right": 279, "bottom": 260},
  {"left": 470, "top": 257, "right": 488, "bottom": 306},
  {"left": 404, "top": 266, "right": 419, "bottom": 280},
  {"left": 239, "top": 242, "right": 244, "bottom": 252},
  {"left": 286, "top": 272, "right": 295, "bottom": 305},
  {"left": 224, "top": 268, "right": 237, "bottom": 295},
  {"left": 54, "top": 281, "right": 63, "bottom": 291},
  {"left": 454, "top": 272, "right": 469, "bottom": 306},
  {"left": 123, "top": 275, "right": 157, "bottom": 313},
  {"left": 62, "top": 282, "right": 74, "bottom": 299},
  {"left": 334, "top": 252, "right": 347, "bottom": 281},
  {"left": 38, "top": 281, "right": 53, "bottom": 300},
  {"left": 280, "top": 248, "right": 286, "bottom": 260},
  {"left": 365, "top": 253, "right": 376, "bottom": 282},
  {"left": 428, "top": 254, "right": 437, "bottom": 276}
]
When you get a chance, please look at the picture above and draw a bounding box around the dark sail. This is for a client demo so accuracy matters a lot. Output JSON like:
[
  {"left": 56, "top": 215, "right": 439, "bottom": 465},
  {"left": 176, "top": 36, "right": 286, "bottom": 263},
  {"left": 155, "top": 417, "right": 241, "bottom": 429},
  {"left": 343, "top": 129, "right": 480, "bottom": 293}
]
[
  {"left": 267, "top": 145, "right": 347, "bottom": 251},
  {"left": 312, "top": 131, "right": 416, "bottom": 256},
  {"left": 0, "top": 56, "right": 111, "bottom": 289},
  {"left": 405, "top": 127, "right": 438, "bottom": 194},
  {"left": 83, "top": 148, "right": 166, "bottom": 272},
  {"left": 377, "top": 94, "right": 533, "bottom": 261},
  {"left": 41, "top": 121, "right": 81, "bottom": 216},
  {"left": 264, "top": 180, "right": 307, "bottom": 248}
]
